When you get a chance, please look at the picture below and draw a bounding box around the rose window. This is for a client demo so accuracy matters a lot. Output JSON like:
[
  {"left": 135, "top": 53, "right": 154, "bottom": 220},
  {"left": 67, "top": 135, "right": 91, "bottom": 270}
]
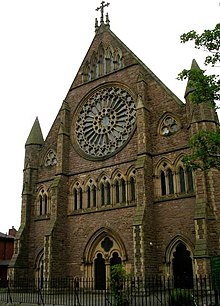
[{"left": 74, "top": 86, "right": 136, "bottom": 159}]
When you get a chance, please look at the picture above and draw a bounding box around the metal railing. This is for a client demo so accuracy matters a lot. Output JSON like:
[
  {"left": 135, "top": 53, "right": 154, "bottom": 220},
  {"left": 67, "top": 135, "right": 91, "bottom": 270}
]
[{"left": 0, "top": 275, "right": 220, "bottom": 305}]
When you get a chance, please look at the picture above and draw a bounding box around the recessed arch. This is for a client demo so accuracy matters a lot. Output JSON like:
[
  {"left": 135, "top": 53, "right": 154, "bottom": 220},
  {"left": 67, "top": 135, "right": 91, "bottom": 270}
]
[
  {"left": 165, "top": 235, "right": 194, "bottom": 264},
  {"left": 165, "top": 235, "right": 194, "bottom": 287},
  {"left": 83, "top": 227, "right": 127, "bottom": 264},
  {"left": 157, "top": 112, "right": 181, "bottom": 137}
]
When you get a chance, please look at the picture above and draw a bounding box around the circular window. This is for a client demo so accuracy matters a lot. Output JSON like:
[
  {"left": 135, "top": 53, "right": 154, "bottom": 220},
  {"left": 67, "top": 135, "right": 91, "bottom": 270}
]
[
  {"left": 160, "top": 116, "right": 179, "bottom": 136},
  {"left": 73, "top": 85, "right": 136, "bottom": 159}
]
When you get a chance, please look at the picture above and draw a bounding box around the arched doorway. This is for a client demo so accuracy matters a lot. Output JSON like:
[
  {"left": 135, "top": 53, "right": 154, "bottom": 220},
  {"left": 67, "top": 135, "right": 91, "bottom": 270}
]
[
  {"left": 172, "top": 243, "right": 193, "bottom": 288},
  {"left": 83, "top": 228, "right": 127, "bottom": 289}
]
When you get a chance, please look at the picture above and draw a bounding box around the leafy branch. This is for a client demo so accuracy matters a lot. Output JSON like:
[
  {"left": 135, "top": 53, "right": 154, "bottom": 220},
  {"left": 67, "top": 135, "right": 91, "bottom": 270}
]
[{"left": 178, "top": 23, "right": 220, "bottom": 171}]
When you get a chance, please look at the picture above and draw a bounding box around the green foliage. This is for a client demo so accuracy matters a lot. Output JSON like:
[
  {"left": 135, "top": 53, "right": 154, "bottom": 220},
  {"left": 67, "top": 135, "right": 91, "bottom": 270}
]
[
  {"left": 178, "top": 68, "right": 220, "bottom": 108},
  {"left": 179, "top": 23, "right": 220, "bottom": 171},
  {"left": 110, "top": 264, "right": 130, "bottom": 306},
  {"left": 169, "top": 288, "right": 195, "bottom": 306},
  {"left": 183, "top": 130, "right": 220, "bottom": 171},
  {"left": 179, "top": 22, "right": 220, "bottom": 109},
  {"left": 180, "top": 23, "right": 220, "bottom": 66}
]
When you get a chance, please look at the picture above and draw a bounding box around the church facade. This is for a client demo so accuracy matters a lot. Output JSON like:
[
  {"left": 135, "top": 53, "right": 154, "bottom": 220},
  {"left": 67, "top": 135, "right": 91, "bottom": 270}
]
[{"left": 9, "top": 4, "right": 220, "bottom": 287}]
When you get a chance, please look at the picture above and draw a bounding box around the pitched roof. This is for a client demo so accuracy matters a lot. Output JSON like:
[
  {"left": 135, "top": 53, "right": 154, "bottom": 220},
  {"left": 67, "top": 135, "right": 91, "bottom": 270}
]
[{"left": 0, "top": 232, "right": 14, "bottom": 239}]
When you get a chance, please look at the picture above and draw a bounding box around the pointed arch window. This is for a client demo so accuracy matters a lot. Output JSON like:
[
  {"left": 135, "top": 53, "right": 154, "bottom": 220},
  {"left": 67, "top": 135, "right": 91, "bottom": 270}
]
[
  {"left": 101, "top": 183, "right": 105, "bottom": 206},
  {"left": 130, "top": 176, "right": 136, "bottom": 201},
  {"left": 110, "top": 53, "right": 114, "bottom": 72},
  {"left": 106, "top": 182, "right": 111, "bottom": 205},
  {"left": 87, "top": 186, "right": 91, "bottom": 208},
  {"left": 179, "top": 166, "right": 186, "bottom": 193},
  {"left": 44, "top": 194, "right": 48, "bottom": 214},
  {"left": 93, "top": 186, "right": 97, "bottom": 207},
  {"left": 115, "top": 180, "right": 120, "bottom": 204},
  {"left": 102, "top": 56, "right": 106, "bottom": 75},
  {"left": 121, "top": 178, "right": 126, "bottom": 203},
  {"left": 186, "top": 168, "right": 194, "bottom": 193},
  {"left": 39, "top": 195, "right": 43, "bottom": 215},
  {"left": 37, "top": 189, "right": 49, "bottom": 216},
  {"left": 79, "top": 187, "right": 83, "bottom": 209},
  {"left": 74, "top": 188, "right": 78, "bottom": 210},
  {"left": 117, "top": 54, "right": 122, "bottom": 69},
  {"left": 167, "top": 169, "right": 174, "bottom": 194},
  {"left": 161, "top": 171, "right": 166, "bottom": 195},
  {"left": 95, "top": 58, "right": 99, "bottom": 78}
]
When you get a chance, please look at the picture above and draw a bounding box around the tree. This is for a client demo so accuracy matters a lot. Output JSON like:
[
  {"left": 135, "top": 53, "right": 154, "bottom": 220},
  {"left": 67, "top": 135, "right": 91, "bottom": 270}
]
[
  {"left": 110, "top": 264, "right": 130, "bottom": 306},
  {"left": 178, "top": 23, "right": 220, "bottom": 170}
]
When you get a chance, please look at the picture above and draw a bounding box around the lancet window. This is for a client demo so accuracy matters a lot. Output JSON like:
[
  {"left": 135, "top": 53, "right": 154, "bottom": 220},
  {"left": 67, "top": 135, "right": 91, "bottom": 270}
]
[
  {"left": 177, "top": 163, "right": 194, "bottom": 194},
  {"left": 37, "top": 188, "right": 49, "bottom": 216},
  {"left": 82, "top": 44, "right": 123, "bottom": 83},
  {"left": 73, "top": 182, "right": 83, "bottom": 210},
  {"left": 113, "top": 173, "right": 127, "bottom": 205},
  {"left": 86, "top": 179, "right": 97, "bottom": 208},
  {"left": 129, "top": 176, "right": 136, "bottom": 202},
  {"left": 70, "top": 168, "right": 136, "bottom": 213},
  {"left": 156, "top": 158, "right": 194, "bottom": 198}
]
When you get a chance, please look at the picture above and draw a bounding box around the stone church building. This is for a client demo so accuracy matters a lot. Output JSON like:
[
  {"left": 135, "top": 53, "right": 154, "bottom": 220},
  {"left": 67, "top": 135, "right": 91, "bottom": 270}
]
[{"left": 9, "top": 3, "right": 220, "bottom": 288}]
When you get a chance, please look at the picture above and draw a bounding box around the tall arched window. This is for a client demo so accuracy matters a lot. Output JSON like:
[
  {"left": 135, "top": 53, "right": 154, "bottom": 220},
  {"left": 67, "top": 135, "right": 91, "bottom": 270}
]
[
  {"left": 115, "top": 180, "right": 120, "bottom": 203},
  {"left": 167, "top": 169, "right": 174, "bottom": 194},
  {"left": 79, "top": 187, "right": 83, "bottom": 209},
  {"left": 93, "top": 185, "right": 97, "bottom": 207},
  {"left": 102, "top": 56, "right": 106, "bottom": 75},
  {"left": 74, "top": 188, "right": 77, "bottom": 210},
  {"left": 106, "top": 182, "right": 111, "bottom": 205},
  {"left": 38, "top": 189, "right": 49, "bottom": 216},
  {"left": 121, "top": 178, "right": 126, "bottom": 203},
  {"left": 101, "top": 183, "right": 105, "bottom": 206},
  {"left": 186, "top": 168, "right": 194, "bottom": 193},
  {"left": 179, "top": 166, "right": 186, "bottom": 193},
  {"left": 39, "top": 195, "right": 43, "bottom": 215},
  {"left": 87, "top": 186, "right": 91, "bottom": 208},
  {"left": 161, "top": 171, "right": 166, "bottom": 195},
  {"left": 130, "top": 176, "right": 136, "bottom": 201},
  {"left": 117, "top": 54, "right": 122, "bottom": 69},
  {"left": 110, "top": 53, "right": 114, "bottom": 72},
  {"left": 95, "top": 58, "right": 99, "bottom": 78},
  {"left": 43, "top": 194, "right": 48, "bottom": 214}
]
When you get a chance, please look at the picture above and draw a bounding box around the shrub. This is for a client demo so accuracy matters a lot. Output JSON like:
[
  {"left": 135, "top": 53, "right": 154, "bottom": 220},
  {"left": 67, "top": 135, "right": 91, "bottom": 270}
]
[{"left": 169, "top": 288, "right": 195, "bottom": 306}]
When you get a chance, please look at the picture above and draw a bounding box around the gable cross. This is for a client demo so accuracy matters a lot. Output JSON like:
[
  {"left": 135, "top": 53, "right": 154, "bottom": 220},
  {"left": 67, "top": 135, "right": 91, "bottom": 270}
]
[{"left": 96, "top": 1, "right": 110, "bottom": 23}]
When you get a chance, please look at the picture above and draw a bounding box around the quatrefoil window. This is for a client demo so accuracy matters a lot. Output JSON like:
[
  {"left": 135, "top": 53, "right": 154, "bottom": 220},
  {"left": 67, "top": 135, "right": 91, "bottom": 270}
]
[
  {"left": 160, "top": 116, "right": 179, "bottom": 136},
  {"left": 101, "top": 237, "right": 113, "bottom": 252},
  {"left": 74, "top": 86, "right": 136, "bottom": 159},
  {"left": 45, "top": 150, "right": 57, "bottom": 167}
]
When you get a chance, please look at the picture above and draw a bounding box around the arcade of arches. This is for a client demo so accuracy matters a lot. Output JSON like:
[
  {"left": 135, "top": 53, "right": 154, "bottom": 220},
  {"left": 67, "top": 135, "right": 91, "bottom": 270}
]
[{"left": 34, "top": 231, "right": 194, "bottom": 289}]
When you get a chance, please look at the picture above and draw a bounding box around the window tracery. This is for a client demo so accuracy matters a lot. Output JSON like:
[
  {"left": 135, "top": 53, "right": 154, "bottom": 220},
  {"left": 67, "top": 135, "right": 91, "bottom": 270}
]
[
  {"left": 160, "top": 115, "right": 180, "bottom": 136},
  {"left": 44, "top": 150, "right": 57, "bottom": 167},
  {"left": 73, "top": 182, "right": 84, "bottom": 210},
  {"left": 156, "top": 158, "right": 194, "bottom": 198},
  {"left": 70, "top": 168, "right": 136, "bottom": 212},
  {"left": 86, "top": 182, "right": 98, "bottom": 208},
  {"left": 37, "top": 188, "right": 50, "bottom": 216},
  {"left": 113, "top": 173, "right": 127, "bottom": 205},
  {"left": 74, "top": 85, "right": 136, "bottom": 160}
]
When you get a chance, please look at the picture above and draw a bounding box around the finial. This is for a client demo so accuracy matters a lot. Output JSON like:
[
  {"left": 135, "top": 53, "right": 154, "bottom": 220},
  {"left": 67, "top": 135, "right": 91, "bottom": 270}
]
[
  {"left": 96, "top": 1, "right": 110, "bottom": 24},
  {"left": 95, "top": 18, "right": 98, "bottom": 31},
  {"left": 105, "top": 13, "right": 110, "bottom": 28}
]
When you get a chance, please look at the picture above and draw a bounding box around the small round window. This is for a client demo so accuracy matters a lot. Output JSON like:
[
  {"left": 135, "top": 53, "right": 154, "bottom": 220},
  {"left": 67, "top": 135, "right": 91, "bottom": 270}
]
[{"left": 160, "top": 116, "right": 179, "bottom": 136}]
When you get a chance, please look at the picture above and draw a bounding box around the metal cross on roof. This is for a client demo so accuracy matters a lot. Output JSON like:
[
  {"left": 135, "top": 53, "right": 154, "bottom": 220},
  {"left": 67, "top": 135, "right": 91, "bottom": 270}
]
[{"left": 96, "top": 1, "right": 110, "bottom": 23}]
